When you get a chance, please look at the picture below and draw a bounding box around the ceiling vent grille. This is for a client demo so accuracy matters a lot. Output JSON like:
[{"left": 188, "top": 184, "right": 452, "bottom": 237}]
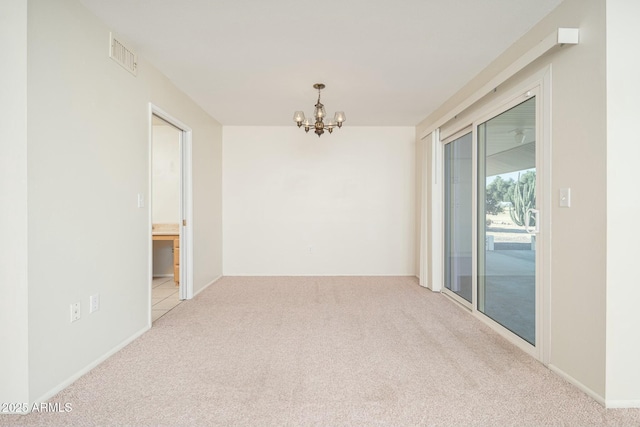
[{"left": 109, "top": 33, "right": 137, "bottom": 76}]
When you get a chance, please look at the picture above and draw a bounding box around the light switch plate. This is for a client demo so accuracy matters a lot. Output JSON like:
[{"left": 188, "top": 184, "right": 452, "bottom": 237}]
[
  {"left": 90, "top": 294, "right": 100, "bottom": 313},
  {"left": 559, "top": 188, "right": 571, "bottom": 207}
]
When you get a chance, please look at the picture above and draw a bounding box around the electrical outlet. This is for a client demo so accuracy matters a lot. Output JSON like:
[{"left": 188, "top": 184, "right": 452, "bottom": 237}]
[
  {"left": 90, "top": 294, "right": 100, "bottom": 313},
  {"left": 70, "top": 302, "right": 81, "bottom": 322}
]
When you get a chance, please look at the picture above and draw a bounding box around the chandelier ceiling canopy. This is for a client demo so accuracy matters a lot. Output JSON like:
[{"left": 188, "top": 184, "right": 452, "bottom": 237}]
[{"left": 293, "top": 83, "right": 345, "bottom": 137}]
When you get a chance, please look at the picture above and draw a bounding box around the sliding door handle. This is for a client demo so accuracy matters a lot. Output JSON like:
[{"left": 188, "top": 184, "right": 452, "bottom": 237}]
[{"left": 525, "top": 208, "right": 540, "bottom": 234}]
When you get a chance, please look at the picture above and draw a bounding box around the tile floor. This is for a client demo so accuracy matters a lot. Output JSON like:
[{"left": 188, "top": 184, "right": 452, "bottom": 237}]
[{"left": 152, "top": 276, "right": 182, "bottom": 322}]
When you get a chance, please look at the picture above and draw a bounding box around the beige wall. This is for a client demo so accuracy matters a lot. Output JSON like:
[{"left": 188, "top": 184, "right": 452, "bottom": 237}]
[
  {"left": 606, "top": 0, "right": 640, "bottom": 406},
  {"left": 24, "top": 0, "right": 223, "bottom": 402},
  {"left": 0, "top": 0, "right": 29, "bottom": 406},
  {"left": 223, "top": 126, "right": 416, "bottom": 276},
  {"left": 417, "top": 0, "right": 608, "bottom": 402}
]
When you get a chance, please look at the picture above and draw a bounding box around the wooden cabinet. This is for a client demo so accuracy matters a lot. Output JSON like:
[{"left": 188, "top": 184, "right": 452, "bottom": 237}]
[
  {"left": 152, "top": 223, "right": 180, "bottom": 287},
  {"left": 172, "top": 237, "right": 180, "bottom": 285}
]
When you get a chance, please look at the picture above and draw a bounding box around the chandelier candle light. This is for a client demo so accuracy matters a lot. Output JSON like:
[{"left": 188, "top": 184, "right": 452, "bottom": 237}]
[{"left": 293, "top": 83, "right": 345, "bottom": 137}]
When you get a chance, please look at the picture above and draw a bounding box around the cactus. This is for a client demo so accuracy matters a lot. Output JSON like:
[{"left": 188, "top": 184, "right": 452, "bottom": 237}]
[{"left": 509, "top": 172, "right": 536, "bottom": 227}]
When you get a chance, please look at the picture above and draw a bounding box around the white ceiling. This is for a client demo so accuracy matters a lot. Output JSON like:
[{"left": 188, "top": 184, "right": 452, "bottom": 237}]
[
  {"left": 79, "top": 0, "right": 563, "bottom": 126},
  {"left": 484, "top": 97, "right": 536, "bottom": 176}
]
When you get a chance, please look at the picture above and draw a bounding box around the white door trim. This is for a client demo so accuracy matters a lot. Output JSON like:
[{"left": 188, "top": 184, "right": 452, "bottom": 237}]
[{"left": 148, "top": 104, "right": 194, "bottom": 318}]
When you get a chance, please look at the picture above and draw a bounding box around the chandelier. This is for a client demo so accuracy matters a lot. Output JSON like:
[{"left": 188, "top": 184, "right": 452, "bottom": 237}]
[{"left": 293, "top": 83, "right": 345, "bottom": 137}]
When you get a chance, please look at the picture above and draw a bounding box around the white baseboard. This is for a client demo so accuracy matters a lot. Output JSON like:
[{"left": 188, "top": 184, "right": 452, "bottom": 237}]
[
  {"left": 550, "top": 365, "right": 640, "bottom": 408},
  {"left": 221, "top": 274, "right": 417, "bottom": 277},
  {"left": 192, "top": 275, "right": 416, "bottom": 297},
  {"left": 30, "top": 325, "right": 150, "bottom": 407},
  {"left": 605, "top": 399, "right": 640, "bottom": 409},
  {"left": 193, "top": 275, "right": 222, "bottom": 297},
  {"left": 153, "top": 274, "right": 173, "bottom": 278},
  {"left": 548, "top": 364, "right": 606, "bottom": 407},
  {"left": 427, "top": 281, "right": 442, "bottom": 292}
]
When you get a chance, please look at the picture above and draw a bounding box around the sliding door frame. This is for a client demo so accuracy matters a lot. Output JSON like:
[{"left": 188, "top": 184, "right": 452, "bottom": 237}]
[
  {"left": 435, "top": 67, "right": 551, "bottom": 363},
  {"left": 441, "top": 126, "right": 474, "bottom": 310}
]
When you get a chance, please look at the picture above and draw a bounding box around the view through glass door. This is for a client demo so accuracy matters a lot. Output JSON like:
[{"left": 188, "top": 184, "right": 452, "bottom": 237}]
[
  {"left": 477, "top": 96, "right": 537, "bottom": 345},
  {"left": 444, "top": 131, "right": 473, "bottom": 305}
]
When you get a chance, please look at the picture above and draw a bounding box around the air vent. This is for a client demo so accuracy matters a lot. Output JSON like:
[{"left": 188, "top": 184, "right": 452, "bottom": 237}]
[{"left": 109, "top": 33, "right": 137, "bottom": 76}]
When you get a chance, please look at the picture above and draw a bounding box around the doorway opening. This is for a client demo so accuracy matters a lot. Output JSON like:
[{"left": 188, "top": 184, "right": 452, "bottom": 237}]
[{"left": 149, "top": 105, "right": 193, "bottom": 324}]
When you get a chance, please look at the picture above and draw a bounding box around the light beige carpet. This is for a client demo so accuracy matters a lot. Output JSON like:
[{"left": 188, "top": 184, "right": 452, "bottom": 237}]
[{"left": 3, "top": 276, "right": 640, "bottom": 426}]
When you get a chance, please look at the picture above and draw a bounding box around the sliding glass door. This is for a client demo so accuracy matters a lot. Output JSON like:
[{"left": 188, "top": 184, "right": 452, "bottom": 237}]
[
  {"left": 477, "top": 97, "right": 537, "bottom": 345},
  {"left": 442, "top": 92, "right": 540, "bottom": 350},
  {"left": 444, "top": 131, "right": 473, "bottom": 305}
]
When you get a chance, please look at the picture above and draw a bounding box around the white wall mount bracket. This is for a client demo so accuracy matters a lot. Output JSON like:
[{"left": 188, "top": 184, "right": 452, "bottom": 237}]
[{"left": 558, "top": 28, "right": 580, "bottom": 45}]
